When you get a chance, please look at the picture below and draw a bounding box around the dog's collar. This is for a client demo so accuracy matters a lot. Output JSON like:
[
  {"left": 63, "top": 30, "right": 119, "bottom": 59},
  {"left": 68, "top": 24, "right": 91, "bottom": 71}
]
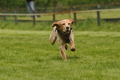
[{"left": 56, "top": 28, "right": 72, "bottom": 43}]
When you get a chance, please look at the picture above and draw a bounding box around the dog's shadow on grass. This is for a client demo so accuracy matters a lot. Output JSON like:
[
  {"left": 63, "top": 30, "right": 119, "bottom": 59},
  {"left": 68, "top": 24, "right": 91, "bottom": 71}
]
[
  {"left": 67, "top": 56, "right": 80, "bottom": 60},
  {"left": 53, "top": 56, "right": 80, "bottom": 60}
]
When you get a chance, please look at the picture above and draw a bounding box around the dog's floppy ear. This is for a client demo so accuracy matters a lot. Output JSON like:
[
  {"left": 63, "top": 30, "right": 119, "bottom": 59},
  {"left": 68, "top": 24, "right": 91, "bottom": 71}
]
[
  {"left": 52, "top": 21, "right": 61, "bottom": 28},
  {"left": 68, "top": 19, "right": 74, "bottom": 25}
]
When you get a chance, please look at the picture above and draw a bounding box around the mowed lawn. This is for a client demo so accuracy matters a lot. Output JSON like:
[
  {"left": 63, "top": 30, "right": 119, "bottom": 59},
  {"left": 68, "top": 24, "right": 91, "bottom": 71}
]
[{"left": 0, "top": 29, "right": 120, "bottom": 80}]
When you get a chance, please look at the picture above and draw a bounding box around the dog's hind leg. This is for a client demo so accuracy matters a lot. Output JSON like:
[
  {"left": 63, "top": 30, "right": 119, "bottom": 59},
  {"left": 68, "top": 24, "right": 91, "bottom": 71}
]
[
  {"left": 59, "top": 46, "right": 67, "bottom": 60},
  {"left": 65, "top": 44, "right": 68, "bottom": 50}
]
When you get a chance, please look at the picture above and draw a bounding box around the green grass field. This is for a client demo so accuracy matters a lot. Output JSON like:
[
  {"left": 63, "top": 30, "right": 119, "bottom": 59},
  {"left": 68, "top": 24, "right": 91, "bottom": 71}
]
[{"left": 0, "top": 29, "right": 120, "bottom": 80}]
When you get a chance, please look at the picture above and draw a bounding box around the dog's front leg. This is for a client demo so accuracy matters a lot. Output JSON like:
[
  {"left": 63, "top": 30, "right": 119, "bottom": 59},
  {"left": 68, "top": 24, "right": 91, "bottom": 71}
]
[
  {"left": 59, "top": 45, "right": 67, "bottom": 60},
  {"left": 49, "top": 27, "right": 57, "bottom": 45},
  {"left": 69, "top": 32, "right": 75, "bottom": 51}
]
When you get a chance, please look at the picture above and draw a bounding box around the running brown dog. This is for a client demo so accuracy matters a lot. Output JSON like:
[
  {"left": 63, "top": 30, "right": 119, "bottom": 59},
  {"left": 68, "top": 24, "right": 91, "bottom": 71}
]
[{"left": 49, "top": 19, "right": 75, "bottom": 60}]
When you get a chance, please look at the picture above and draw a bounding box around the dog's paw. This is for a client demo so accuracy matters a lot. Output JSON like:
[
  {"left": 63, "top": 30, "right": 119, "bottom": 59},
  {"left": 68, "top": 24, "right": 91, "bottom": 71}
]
[{"left": 71, "top": 47, "right": 76, "bottom": 51}]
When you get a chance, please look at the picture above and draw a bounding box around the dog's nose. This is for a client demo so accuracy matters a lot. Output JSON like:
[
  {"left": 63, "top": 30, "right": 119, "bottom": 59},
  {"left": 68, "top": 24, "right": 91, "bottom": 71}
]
[{"left": 66, "top": 27, "right": 69, "bottom": 29}]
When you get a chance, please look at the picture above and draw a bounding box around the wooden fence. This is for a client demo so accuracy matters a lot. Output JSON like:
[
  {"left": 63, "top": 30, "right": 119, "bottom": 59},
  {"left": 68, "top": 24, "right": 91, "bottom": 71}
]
[{"left": 0, "top": 8, "right": 120, "bottom": 26}]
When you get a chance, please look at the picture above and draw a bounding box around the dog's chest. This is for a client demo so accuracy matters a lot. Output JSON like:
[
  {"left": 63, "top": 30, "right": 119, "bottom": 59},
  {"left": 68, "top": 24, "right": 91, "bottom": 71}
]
[
  {"left": 61, "top": 34, "right": 70, "bottom": 43},
  {"left": 57, "top": 30, "right": 70, "bottom": 43}
]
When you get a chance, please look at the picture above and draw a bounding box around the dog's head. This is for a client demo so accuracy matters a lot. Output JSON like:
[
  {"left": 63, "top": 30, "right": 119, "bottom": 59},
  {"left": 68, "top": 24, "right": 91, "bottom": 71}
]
[{"left": 52, "top": 19, "right": 74, "bottom": 33}]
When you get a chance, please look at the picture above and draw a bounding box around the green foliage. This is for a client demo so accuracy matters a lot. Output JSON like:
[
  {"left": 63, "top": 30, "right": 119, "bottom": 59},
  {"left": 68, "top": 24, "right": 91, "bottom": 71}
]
[{"left": 0, "top": 30, "right": 120, "bottom": 80}]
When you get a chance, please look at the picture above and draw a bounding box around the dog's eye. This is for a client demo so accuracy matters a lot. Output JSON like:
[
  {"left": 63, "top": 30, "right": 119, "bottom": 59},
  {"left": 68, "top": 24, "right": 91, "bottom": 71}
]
[
  {"left": 62, "top": 23, "right": 65, "bottom": 25},
  {"left": 68, "top": 23, "right": 71, "bottom": 25}
]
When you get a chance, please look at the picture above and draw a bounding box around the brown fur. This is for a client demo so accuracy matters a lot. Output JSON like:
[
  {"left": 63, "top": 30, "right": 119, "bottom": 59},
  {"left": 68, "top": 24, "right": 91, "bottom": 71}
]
[{"left": 49, "top": 19, "right": 75, "bottom": 60}]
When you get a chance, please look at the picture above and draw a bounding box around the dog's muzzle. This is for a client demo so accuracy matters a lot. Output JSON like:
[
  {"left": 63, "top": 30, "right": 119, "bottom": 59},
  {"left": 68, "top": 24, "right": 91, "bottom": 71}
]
[{"left": 66, "top": 27, "right": 72, "bottom": 33}]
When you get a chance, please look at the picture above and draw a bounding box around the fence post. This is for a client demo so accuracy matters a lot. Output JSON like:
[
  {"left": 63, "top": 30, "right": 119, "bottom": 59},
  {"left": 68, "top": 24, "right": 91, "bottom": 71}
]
[
  {"left": 53, "top": 13, "right": 56, "bottom": 22},
  {"left": 14, "top": 11, "right": 18, "bottom": 25},
  {"left": 3, "top": 11, "right": 6, "bottom": 21},
  {"left": 97, "top": 5, "right": 101, "bottom": 26},
  {"left": 33, "top": 15, "right": 36, "bottom": 26},
  {"left": 73, "top": 12, "right": 77, "bottom": 24}
]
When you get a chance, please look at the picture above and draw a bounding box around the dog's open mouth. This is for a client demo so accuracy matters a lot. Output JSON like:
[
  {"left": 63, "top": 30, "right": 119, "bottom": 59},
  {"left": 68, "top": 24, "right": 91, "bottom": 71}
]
[
  {"left": 66, "top": 30, "right": 70, "bottom": 32},
  {"left": 65, "top": 30, "right": 70, "bottom": 33}
]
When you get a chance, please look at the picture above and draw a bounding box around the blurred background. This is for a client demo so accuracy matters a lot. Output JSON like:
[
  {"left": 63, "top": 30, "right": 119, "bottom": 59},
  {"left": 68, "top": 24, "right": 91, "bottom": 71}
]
[{"left": 0, "top": 0, "right": 120, "bottom": 31}]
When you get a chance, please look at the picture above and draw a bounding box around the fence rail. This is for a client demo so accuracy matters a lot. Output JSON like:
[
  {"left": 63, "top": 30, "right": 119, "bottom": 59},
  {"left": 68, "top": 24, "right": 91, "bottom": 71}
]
[{"left": 0, "top": 8, "right": 120, "bottom": 25}]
